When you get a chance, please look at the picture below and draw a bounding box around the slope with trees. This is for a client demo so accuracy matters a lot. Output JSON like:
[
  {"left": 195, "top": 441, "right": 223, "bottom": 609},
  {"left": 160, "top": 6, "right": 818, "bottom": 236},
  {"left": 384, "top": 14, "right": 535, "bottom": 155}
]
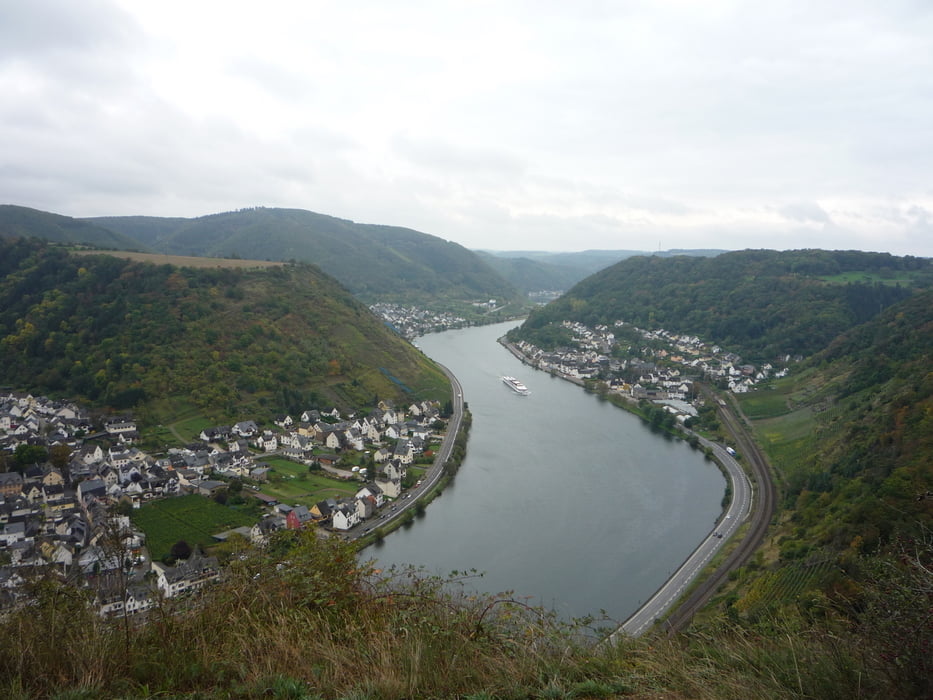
[
  {"left": 0, "top": 204, "right": 145, "bottom": 251},
  {"left": 87, "top": 207, "right": 521, "bottom": 307},
  {"left": 736, "top": 287, "right": 933, "bottom": 560},
  {"left": 663, "top": 286, "right": 933, "bottom": 698},
  {"left": 0, "top": 238, "right": 448, "bottom": 422},
  {"left": 474, "top": 250, "right": 597, "bottom": 294},
  {"left": 514, "top": 249, "right": 931, "bottom": 362},
  {"left": 478, "top": 247, "right": 726, "bottom": 294}
]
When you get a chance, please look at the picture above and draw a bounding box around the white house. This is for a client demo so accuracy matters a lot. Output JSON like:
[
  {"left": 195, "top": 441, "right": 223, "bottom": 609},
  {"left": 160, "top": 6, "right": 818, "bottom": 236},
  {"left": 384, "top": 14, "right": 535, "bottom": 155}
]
[
  {"left": 331, "top": 503, "right": 360, "bottom": 530},
  {"left": 254, "top": 430, "right": 278, "bottom": 452},
  {"left": 151, "top": 552, "right": 220, "bottom": 598}
]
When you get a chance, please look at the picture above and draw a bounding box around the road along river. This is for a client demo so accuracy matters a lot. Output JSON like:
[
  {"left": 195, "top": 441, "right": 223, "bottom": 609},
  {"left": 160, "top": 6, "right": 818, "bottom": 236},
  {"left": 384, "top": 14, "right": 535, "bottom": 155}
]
[{"left": 370, "top": 320, "right": 725, "bottom": 624}]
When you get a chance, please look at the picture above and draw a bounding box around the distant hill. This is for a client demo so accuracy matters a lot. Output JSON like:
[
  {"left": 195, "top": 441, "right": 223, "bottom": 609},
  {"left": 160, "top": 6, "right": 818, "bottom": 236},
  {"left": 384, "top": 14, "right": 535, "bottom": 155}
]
[
  {"left": 478, "top": 248, "right": 726, "bottom": 294},
  {"left": 514, "top": 249, "right": 932, "bottom": 361},
  {"left": 0, "top": 238, "right": 448, "bottom": 420},
  {"left": 0, "top": 204, "right": 146, "bottom": 251},
  {"left": 86, "top": 207, "right": 520, "bottom": 306},
  {"left": 473, "top": 251, "right": 585, "bottom": 294}
]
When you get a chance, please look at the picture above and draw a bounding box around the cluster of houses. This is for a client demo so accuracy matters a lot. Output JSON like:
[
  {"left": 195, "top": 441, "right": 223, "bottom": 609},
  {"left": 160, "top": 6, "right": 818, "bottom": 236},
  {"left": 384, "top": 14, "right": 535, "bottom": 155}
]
[
  {"left": 370, "top": 303, "right": 468, "bottom": 340},
  {"left": 0, "top": 390, "right": 444, "bottom": 617},
  {"left": 509, "top": 319, "right": 791, "bottom": 421},
  {"left": 198, "top": 400, "right": 441, "bottom": 534},
  {"left": 0, "top": 394, "right": 164, "bottom": 614},
  {"left": 248, "top": 479, "right": 396, "bottom": 545},
  {"left": 0, "top": 393, "right": 93, "bottom": 447}
]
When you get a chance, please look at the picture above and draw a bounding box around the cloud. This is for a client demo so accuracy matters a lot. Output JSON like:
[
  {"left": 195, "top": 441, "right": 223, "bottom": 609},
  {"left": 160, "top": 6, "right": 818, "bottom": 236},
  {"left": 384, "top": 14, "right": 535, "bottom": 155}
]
[
  {"left": 392, "top": 135, "right": 527, "bottom": 178},
  {"left": 0, "top": 0, "right": 136, "bottom": 57},
  {"left": 778, "top": 202, "right": 832, "bottom": 225},
  {"left": 1, "top": 1, "right": 932, "bottom": 255}
]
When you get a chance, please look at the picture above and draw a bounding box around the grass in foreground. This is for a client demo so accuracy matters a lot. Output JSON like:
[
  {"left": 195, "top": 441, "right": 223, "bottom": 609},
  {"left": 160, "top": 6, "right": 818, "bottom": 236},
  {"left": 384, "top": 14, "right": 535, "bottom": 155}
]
[{"left": 1, "top": 530, "right": 927, "bottom": 699}]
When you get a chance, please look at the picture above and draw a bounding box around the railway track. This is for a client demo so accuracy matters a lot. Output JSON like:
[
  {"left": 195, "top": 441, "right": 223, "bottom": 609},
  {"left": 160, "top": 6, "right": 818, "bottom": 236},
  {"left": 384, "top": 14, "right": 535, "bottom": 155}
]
[{"left": 662, "top": 389, "right": 777, "bottom": 634}]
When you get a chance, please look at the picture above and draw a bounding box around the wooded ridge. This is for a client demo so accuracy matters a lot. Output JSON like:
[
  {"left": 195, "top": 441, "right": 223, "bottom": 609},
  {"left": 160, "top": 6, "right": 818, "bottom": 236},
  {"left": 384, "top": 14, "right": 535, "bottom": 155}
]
[
  {"left": 0, "top": 204, "right": 523, "bottom": 310},
  {"left": 0, "top": 238, "right": 448, "bottom": 422},
  {"left": 515, "top": 248, "right": 932, "bottom": 361}
]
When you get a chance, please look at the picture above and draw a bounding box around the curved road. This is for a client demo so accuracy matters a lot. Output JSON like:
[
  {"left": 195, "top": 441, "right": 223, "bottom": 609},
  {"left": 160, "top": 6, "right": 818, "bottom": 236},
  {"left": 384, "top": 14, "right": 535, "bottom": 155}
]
[
  {"left": 610, "top": 438, "right": 751, "bottom": 639},
  {"left": 610, "top": 390, "right": 776, "bottom": 639},
  {"left": 353, "top": 361, "right": 464, "bottom": 535},
  {"left": 660, "top": 393, "right": 776, "bottom": 634}
]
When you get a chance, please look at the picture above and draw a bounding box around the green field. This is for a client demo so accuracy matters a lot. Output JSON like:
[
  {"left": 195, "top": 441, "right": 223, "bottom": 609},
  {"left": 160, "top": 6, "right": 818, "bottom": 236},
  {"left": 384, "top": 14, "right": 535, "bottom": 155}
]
[
  {"left": 131, "top": 494, "right": 258, "bottom": 561},
  {"left": 172, "top": 414, "right": 215, "bottom": 441},
  {"left": 736, "top": 388, "right": 792, "bottom": 420},
  {"left": 259, "top": 457, "right": 358, "bottom": 507}
]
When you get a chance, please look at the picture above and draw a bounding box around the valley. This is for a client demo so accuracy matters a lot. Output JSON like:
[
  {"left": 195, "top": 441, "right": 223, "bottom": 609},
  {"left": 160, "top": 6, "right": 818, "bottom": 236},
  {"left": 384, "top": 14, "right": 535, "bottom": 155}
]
[{"left": 0, "top": 222, "right": 929, "bottom": 698}]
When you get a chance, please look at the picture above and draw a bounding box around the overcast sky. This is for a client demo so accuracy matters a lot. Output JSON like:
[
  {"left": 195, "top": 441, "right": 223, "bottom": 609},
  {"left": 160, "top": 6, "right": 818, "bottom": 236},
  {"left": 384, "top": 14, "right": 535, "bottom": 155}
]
[{"left": 2, "top": 1, "right": 932, "bottom": 255}]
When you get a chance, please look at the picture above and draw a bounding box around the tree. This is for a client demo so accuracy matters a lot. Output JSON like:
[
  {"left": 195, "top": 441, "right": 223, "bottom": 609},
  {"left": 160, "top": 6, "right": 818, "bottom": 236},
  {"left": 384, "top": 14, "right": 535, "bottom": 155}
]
[
  {"left": 14, "top": 443, "right": 48, "bottom": 470},
  {"left": 48, "top": 444, "right": 72, "bottom": 470},
  {"left": 212, "top": 532, "right": 249, "bottom": 564},
  {"left": 170, "top": 540, "right": 192, "bottom": 561},
  {"left": 113, "top": 499, "right": 134, "bottom": 517}
]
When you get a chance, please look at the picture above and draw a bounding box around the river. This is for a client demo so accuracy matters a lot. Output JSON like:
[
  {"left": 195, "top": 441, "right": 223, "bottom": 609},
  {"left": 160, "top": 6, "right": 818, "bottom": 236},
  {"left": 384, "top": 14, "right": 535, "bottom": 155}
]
[{"left": 370, "top": 320, "right": 724, "bottom": 623}]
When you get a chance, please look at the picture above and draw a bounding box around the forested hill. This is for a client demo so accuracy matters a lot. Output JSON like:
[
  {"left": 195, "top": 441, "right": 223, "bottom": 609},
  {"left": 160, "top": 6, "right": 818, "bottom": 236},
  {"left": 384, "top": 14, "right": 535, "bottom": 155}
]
[
  {"left": 516, "top": 249, "right": 932, "bottom": 362},
  {"left": 0, "top": 238, "right": 448, "bottom": 421},
  {"left": 474, "top": 250, "right": 587, "bottom": 294},
  {"left": 477, "top": 248, "right": 726, "bottom": 294},
  {"left": 0, "top": 204, "right": 145, "bottom": 251},
  {"left": 767, "top": 286, "right": 933, "bottom": 554},
  {"left": 86, "top": 207, "right": 519, "bottom": 306},
  {"left": 723, "top": 284, "right": 933, "bottom": 562}
]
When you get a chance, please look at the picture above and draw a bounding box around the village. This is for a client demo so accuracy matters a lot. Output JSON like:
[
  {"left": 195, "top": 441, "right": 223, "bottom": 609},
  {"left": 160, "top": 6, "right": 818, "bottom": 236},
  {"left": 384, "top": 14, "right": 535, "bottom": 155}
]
[
  {"left": 0, "top": 314, "right": 784, "bottom": 618},
  {"left": 369, "top": 303, "right": 469, "bottom": 339},
  {"left": 508, "top": 319, "right": 792, "bottom": 423},
  {"left": 0, "top": 391, "right": 446, "bottom": 616}
]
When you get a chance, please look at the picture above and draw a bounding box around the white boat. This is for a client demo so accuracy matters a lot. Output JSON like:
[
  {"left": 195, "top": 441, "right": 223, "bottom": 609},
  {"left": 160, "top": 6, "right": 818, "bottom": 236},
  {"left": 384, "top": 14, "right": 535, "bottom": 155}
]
[{"left": 501, "top": 375, "right": 530, "bottom": 395}]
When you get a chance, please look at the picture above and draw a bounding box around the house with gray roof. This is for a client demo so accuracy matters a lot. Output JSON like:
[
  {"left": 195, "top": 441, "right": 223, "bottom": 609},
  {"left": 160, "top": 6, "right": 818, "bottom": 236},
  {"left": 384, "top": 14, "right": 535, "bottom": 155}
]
[{"left": 151, "top": 551, "right": 220, "bottom": 598}]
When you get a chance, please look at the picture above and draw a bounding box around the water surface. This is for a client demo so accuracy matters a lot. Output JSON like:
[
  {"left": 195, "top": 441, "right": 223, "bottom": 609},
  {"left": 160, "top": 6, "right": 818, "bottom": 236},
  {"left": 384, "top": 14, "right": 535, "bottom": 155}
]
[{"left": 372, "top": 321, "right": 723, "bottom": 622}]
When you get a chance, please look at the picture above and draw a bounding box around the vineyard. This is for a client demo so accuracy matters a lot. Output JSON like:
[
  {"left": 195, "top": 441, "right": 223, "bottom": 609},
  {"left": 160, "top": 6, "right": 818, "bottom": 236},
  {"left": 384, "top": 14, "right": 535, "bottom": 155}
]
[
  {"left": 735, "top": 558, "right": 835, "bottom": 616},
  {"left": 131, "top": 494, "right": 258, "bottom": 560}
]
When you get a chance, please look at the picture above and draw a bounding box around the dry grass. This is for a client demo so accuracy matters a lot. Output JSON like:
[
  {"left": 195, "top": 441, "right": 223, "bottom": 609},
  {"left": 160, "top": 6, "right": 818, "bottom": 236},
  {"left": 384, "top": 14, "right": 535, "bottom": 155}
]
[
  {"left": 72, "top": 249, "right": 285, "bottom": 269},
  {"left": 2, "top": 530, "right": 925, "bottom": 699}
]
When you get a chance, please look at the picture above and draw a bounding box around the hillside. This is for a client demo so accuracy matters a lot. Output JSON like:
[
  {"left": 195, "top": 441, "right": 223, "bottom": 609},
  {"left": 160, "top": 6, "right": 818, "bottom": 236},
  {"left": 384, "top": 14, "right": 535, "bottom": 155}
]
[
  {"left": 479, "top": 248, "right": 727, "bottom": 293},
  {"left": 665, "top": 287, "right": 933, "bottom": 697},
  {"left": 86, "top": 207, "right": 520, "bottom": 307},
  {"left": 733, "top": 287, "right": 933, "bottom": 559},
  {"left": 474, "top": 250, "right": 587, "bottom": 294},
  {"left": 515, "top": 249, "right": 931, "bottom": 362},
  {"left": 0, "top": 204, "right": 145, "bottom": 251},
  {"left": 0, "top": 238, "right": 448, "bottom": 421}
]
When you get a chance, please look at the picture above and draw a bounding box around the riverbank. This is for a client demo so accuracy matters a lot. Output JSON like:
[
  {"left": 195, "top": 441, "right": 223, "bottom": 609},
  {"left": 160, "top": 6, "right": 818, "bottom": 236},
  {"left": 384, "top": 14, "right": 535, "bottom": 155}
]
[
  {"left": 498, "top": 335, "right": 586, "bottom": 386},
  {"left": 499, "top": 335, "right": 692, "bottom": 439},
  {"left": 375, "top": 321, "right": 723, "bottom": 624},
  {"left": 498, "top": 334, "right": 750, "bottom": 638},
  {"left": 356, "top": 408, "right": 472, "bottom": 547}
]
